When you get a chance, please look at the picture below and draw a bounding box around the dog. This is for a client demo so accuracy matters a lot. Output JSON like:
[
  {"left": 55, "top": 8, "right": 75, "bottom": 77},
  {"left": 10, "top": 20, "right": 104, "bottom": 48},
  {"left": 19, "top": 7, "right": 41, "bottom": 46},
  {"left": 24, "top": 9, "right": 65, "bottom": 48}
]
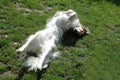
[{"left": 16, "top": 10, "right": 89, "bottom": 80}]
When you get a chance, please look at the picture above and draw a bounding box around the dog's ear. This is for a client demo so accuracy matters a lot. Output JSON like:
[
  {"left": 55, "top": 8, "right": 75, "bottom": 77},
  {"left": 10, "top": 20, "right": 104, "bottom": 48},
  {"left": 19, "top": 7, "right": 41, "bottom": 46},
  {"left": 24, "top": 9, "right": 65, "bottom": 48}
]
[
  {"left": 54, "top": 11, "right": 61, "bottom": 17},
  {"left": 69, "top": 13, "right": 77, "bottom": 20}
]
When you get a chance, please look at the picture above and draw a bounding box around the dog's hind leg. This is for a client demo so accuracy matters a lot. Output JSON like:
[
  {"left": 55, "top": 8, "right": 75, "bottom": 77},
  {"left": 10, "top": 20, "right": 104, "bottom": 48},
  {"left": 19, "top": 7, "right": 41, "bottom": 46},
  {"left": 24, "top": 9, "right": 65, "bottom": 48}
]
[
  {"left": 36, "top": 69, "right": 42, "bottom": 80},
  {"left": 36, "top": 68, "right": 47, "bottom": 80},
  {"left": 37, "top": 39, "right": 56, "bottom": 70},
  {"left": 15, "top": 67, "right": 27, "bottom": 80},
  {"left": 37, "top": 47, "right": 52, "bottom": 70},
  {"left": 17, "top": 35, "right": 35, "bottom": 53}
]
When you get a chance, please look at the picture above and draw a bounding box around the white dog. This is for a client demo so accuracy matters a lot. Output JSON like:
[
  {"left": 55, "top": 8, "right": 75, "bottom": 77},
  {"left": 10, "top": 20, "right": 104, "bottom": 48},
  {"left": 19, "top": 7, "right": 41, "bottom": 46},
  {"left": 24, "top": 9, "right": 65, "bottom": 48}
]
[{"left": 16, "top": 10, "right": 89, "bottom": 76}]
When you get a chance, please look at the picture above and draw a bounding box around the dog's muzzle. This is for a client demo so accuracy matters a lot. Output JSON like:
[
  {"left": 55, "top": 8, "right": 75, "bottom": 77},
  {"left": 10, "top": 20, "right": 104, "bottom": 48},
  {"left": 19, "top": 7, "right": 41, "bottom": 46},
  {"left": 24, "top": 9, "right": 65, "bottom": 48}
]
[{"left": 74, "top": 25, "right": 89, "bottom": 35}]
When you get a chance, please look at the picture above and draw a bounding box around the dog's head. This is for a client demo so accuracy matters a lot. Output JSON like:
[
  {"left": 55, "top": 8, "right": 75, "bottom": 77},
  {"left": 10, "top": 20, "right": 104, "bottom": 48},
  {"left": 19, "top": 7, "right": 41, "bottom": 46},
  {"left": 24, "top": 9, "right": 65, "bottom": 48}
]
[{"left": 54, "top": 10, "right": 89, "bottom": 35}]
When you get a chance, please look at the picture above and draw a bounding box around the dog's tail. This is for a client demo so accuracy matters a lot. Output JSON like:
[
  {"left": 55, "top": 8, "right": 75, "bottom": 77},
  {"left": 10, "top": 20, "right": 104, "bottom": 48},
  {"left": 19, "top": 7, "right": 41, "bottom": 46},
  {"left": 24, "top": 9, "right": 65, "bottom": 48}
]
[
  {"left": 23, "top": 56, "right": 52, "bottom": 71},
  {"left": 23, "top": 51, "right": 60, "bottom": 71},
  {"left": 23, "top": 56, "right": 43, "bottom": 71}
]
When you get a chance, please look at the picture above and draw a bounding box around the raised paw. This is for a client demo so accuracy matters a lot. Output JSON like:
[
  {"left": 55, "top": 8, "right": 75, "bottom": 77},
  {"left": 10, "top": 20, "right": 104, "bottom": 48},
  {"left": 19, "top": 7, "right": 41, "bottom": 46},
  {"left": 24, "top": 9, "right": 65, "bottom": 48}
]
[
  {"left": 37, "top": 63, "right": 43, "bottom": 71},
  {"left": 16, "top": 48, "right": 24, "bottom": 54}
]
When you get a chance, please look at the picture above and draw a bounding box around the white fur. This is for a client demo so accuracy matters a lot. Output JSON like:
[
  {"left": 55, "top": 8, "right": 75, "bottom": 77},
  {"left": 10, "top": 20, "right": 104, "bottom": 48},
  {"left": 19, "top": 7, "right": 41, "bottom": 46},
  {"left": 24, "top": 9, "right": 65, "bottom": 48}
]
[{"left": 17, "top": 10, "right": 85, "bottom": 71}]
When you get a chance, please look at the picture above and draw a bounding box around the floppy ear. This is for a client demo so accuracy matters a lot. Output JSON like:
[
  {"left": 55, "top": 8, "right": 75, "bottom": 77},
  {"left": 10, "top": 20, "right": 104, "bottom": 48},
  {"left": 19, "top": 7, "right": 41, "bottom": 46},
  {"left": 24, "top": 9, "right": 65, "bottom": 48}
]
[
  {"left": 54, "top": 11, "right": 61, "bottom": 17},
  {"left": 69, "top": 13, "right": 77, "bottom": 20}
]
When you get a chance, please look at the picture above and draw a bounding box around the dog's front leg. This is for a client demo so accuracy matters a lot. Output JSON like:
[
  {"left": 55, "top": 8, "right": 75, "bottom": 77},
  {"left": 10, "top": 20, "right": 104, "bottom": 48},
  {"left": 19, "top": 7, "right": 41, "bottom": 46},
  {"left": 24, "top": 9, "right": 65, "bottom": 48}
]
[
  {"left": 16, "top": 43, "right": 28, "bottom": 53},
  {"left": 17, "top": 35, "right": 35, "bottom": 53}
]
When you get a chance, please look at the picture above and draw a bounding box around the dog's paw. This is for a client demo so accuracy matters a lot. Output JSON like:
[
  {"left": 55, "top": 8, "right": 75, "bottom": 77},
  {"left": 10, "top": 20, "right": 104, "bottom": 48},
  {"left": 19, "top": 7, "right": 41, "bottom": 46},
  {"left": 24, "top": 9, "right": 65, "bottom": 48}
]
[
  {"left": 37, "top": 63, "right": 43, "bottom": 70},
  {"left": 16, "top": 48, "right": 23, "bottom": 54},
  {"left": 42, "top": 64, "right": 48, "bottom": 69}
]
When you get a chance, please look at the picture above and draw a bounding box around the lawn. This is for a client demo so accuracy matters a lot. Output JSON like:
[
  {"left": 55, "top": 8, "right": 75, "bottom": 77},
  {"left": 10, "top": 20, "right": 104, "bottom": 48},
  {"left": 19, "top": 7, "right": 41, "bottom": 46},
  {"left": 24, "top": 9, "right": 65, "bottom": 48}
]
[{"left": 0, "top": 0, "right": 120, "bottom": 80}]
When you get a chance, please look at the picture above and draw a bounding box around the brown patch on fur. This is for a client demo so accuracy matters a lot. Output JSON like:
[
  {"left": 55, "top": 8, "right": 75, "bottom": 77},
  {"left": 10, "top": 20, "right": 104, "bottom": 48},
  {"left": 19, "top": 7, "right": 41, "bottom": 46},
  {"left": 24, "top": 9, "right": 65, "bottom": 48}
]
[{"left": 81, "top": 25, "right": 87, "bottom": 33}]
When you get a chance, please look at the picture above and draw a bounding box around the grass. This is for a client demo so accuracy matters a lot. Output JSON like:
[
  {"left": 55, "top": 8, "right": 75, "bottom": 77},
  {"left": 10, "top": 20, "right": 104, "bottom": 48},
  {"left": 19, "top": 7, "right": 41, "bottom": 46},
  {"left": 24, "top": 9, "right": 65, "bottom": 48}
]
[{"left": 0, "top": 0, "right": 120, "bottom": 80}]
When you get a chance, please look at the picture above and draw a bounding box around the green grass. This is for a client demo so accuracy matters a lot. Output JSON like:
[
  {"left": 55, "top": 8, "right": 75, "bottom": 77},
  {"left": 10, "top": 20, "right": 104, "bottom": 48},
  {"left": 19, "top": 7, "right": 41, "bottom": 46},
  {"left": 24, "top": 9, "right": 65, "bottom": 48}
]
[{"left": 0, "top": 0, "right": 120, "bottom": 80}]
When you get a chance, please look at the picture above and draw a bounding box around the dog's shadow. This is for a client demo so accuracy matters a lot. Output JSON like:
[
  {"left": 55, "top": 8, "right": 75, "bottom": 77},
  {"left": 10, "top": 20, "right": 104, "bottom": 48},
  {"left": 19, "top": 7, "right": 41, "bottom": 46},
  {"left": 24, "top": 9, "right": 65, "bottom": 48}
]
[{"left": 61, "top": 29, "right": 87, "bottom": 46}]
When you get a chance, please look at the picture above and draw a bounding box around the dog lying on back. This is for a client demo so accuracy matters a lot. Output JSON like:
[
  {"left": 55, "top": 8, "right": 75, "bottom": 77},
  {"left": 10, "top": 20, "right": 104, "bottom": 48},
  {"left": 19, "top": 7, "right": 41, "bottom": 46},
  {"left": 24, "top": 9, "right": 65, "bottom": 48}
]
[{"left": 16, "top": 10, "right": 89, "bottom": 80}]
